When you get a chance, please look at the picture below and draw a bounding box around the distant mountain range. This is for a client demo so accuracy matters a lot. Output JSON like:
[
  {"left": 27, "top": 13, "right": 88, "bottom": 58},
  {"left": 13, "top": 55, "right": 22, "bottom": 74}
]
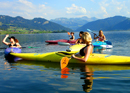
[
  {"left": 0, "top": 15, "right": 130, "bottom": 32},
  {"left": 0, "top": 15, "right": 72, "bottom": 31},
  {"left": 50, "top": 17, "right": 97, "bottom": 30},
  {"left": 76, "top": 16, "right": 129, "bottom": 31}
]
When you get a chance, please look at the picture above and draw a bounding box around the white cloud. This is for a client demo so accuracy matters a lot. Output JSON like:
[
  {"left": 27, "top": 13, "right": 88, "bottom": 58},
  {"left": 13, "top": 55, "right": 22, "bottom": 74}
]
[
  {"left": 38, "top": 4, "right": 47, "bottom": 13},
  {"left": 91, "top": 0, "right": 95, "bottom": 2},
  {"left": 97, "top": 0, "right": 130, "bottom": 18},
  {"left": 17, "top": 0, "right": 35, "bottom": 13},
  {"left": 66, "top": 4, "right": 87, "bottom": 15},
  {"left": 101, "top": 6, "right": 108, "bottom": 14},
  {"left": 0, "top": 0, "right": 58, "bottom": 19},
  {"left": 1, "top": 0, "right": 130, "bottom": 20},
  {"left": 18, "top": 0, "right": 34, "bottom": 8}
]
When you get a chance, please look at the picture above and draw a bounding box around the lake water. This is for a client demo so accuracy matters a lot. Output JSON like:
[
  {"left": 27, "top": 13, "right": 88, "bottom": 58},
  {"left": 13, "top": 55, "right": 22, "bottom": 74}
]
[{"left": 0, "top": 31, "right": 130, "bottom": 93}]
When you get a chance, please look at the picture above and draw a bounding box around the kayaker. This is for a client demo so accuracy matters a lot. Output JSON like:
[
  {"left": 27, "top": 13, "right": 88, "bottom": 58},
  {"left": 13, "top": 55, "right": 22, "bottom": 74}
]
[
  {"left": 2, "top": 34, "right": 21, "bottom": 48},
  {"left": 94, "top": 30, "right": 106, "bottom": 42},
  {"left": 75, "top": 31, "right": 84, "bottom": 44},
  {"left": 70, "top": 32, "right": 75, "bottom": 40},
  {"left": 72, "top": 32, "right": 93, "bottom": 62}
]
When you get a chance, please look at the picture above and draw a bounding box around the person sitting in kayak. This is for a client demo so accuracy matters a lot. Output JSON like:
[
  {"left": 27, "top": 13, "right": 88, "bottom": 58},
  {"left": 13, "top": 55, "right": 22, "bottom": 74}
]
[
  {"left": 94, "top": 30, "right": 106, "bottom": 42},
  {"left": 70, "top": 32, "right": 75, "bottom": 40},
  {"left": 75, "top": 31, "right": 84, "bottom": 44},
  {"left": 2, "top": 34, "right": 21, "bottom": 48},
  {"left": 72, "top": 32, "right": 93, "bottom": 62}
]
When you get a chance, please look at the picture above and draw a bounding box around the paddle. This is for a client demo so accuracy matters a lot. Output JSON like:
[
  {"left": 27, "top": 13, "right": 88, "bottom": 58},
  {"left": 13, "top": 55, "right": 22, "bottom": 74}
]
[
  {"left": 67, "top": 32, "right": 70, "bottom": 35},
  {"left": 87, "top": 29, "right": 112, "bottom": 45},
  {"left": 87, "top": 29, "right": 98, "bottom": 36},
  {"left": 22, "top": 46, "right": 40, "bottom": 48},
  {"left": 67, "top": 32, "right": 70, "bottom": 39},
  {"left": 60, "top": 57, "right": 70, "bottom": 69},
  {"left": 0, "top": 46, "right": 40, "bottom": 49}
]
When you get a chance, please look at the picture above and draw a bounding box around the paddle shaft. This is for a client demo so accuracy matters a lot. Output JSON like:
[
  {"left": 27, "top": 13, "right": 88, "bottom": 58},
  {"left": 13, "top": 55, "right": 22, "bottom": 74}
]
[
  {"left": 0, "top": 46, "right": 40, "bottom": 49},
  {"left": 87, "top": 29, "right": 105, "bottom": 40},
  {"left": 87, "top": 29, "right": 112, "bottom": 45},
  {"left": 87, "top": 29, "right": 98, "bottom": 37}
]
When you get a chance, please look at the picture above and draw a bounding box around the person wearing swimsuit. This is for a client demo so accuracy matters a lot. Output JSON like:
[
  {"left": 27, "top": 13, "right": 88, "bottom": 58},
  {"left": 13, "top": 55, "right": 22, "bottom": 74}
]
[
  {"left": 94, "top": 30, "right": 106, "bottom": 42},
  {"left": 2, "top": 34, "right": 21, "bottom": 48},
  {"left": 70, "top": 32, "right": 75, "bottom": 40},
  {"left": 72, "top": 32, "right": 93, "bottom": 62},
  {"left": 75, "top": 31, "right": 85, "bottom": 44}
]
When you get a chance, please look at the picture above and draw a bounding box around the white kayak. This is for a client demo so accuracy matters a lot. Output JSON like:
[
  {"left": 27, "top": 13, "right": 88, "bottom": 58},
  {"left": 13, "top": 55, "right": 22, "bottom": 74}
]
[{"left": 58, "top": 42, "right": 70, "bottom": 46}]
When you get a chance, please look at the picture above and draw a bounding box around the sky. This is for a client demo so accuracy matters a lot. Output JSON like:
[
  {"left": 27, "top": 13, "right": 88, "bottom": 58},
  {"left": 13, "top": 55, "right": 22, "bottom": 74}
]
[{"left": 0, "top": 0, "right": 130, "bottom": 20}]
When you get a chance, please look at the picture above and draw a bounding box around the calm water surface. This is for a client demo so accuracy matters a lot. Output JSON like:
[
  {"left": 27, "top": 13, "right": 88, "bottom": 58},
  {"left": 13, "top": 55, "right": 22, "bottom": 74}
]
[{"left": 0, "top": 31, "right": 130, "bottom": 93}]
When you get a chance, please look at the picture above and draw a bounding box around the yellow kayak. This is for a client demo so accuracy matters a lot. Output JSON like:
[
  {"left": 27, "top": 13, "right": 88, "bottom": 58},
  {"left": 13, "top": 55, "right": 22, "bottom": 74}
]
[
  {"left": 10, "top": 51, "right": 130, "bottom": 64},
  {"left": 66, "top": 44, "right": 85, "bottom": 52}
]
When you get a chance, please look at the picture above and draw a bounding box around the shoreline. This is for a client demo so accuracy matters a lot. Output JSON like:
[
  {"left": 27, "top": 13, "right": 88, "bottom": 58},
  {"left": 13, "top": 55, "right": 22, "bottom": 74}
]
[{"left": 0, "top": 30, "right": 68, "bottom": 35}]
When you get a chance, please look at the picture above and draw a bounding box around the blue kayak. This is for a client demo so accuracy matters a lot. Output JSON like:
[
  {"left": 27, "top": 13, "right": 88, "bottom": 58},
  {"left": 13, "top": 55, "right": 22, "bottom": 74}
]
[
  {"left": 4, "top": 47, "right": 21, "bottom": 62},
  {"left": 92, "top": 41, "right": 113, "bottom": 48}
]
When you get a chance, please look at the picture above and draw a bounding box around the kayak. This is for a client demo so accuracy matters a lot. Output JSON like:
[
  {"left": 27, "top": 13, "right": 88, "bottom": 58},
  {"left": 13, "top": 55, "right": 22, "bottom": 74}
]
[
  {"left": 66, "top": 44, "right": 85, "bottom": 52},
  {"left": 45, "top": 39, "right": 76, "bottom": 44},
  {"left": 10, "top": 51, "right": 130, "bottom": 64},
  {"left": 58, "top": 42, "right": 70, "bottom": 46},
  {"left": 66, "top": 41, "right": 112, "bottom": 52},
  {"left": 4, "top": 47, "right": 21, "bottom": 62},
  {"left": 66, "top": 44, "right": 112, "bottom": 53},
  {"left": 58, "top": 42, "right": 75, "bottom": 46},
  {"left": 93, "top": 41, "right": 113, "bottom": 48}
]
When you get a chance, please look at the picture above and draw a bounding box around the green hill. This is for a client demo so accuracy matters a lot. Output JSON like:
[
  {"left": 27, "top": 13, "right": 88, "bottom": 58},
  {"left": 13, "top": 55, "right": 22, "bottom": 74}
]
[{"left": 0, "top": 15, "right": 73, "bottom": 31}]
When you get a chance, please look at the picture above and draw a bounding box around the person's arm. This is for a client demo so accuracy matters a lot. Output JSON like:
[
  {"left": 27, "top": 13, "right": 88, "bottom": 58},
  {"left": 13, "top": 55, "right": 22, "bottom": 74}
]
[
  {"left": 16, "top": 43, "right": 21, "bottom": 48},
  {"left": 2, "top": 34, "right": 10, "bottom": 45},
  {"left": 72, "top": 46, "right": 92, "bottom": 62},
  {"left": 75, "top": 38, "right": 79, "bottom": 44},
  {"left": 94, "top": 34, "right": 99, "bottom": 39},
  {"left": 103, "top": 35, "right": 106, "bottom": 41},
  {"left": 73, "top": 36, "right": 75, "bottom": 40}
]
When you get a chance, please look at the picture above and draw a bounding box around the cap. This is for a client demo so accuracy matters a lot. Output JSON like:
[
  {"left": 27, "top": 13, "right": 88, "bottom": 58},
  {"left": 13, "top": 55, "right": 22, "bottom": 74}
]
[{"left": 8, "top": 36, "right": 16, "bottom": 40}]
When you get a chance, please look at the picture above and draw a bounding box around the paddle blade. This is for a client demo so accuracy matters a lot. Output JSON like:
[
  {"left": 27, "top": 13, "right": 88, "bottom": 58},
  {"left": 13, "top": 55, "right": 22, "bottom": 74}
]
[
  {"left": 60, "top": 57, "right": 69, "bottom": 69},
  {"left": 61, "top": 67, "right": 70, "bottom": 78},
  {"left": 87, "top": 29, "right": 92, "bottom": 32},
  {"left": 67, "top": 32, "right": 70, "bottom": 35},
  {"left": 28, "top": 47, "right": 40, "bottom": 48},
  {"left": 104, "top": 40, "right": 112, "bottom": 45}
]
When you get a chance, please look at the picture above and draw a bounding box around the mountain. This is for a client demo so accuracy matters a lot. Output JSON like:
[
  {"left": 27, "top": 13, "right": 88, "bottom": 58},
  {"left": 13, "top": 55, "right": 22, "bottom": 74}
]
[
  {"left": 76, "top": 16, "right": 128, "bottom": 31},
  {"left": 0, "top": 15, "right": 73, "bottom": 31},
  {"left": 50, "top": 16, "right": 97, "bottom": 30},
  {"left": 109, "top": 18, "right": 130, "bottom": 30}
]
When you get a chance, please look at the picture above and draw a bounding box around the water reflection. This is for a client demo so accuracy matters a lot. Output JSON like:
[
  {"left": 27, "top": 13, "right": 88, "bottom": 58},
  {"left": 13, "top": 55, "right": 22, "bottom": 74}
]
[
  {"left": 80, "top": 65, "right": 93, "bottom": 93},
  {"left": 4, "top": 61, "right": 17, "bottom": 70},
  {"left": 93, "top": 46, "right": 112, "bottom": 54},
  {"left": 8, "top": 60, "right": 130, "bottom": 92},
  {"left": 61, "top": 65, "right": 94, "bottom": 92},
  {"left": 61, "top": 67, "right": 70, "bottom": 78}
]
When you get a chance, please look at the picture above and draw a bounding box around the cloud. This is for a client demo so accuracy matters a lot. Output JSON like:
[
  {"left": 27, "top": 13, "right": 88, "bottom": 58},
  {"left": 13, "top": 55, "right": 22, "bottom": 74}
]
[
  {"left": 101, "top": 6, "right": 107, "bottom": 14},
  {"left": 1, "top": 0, "right": 130, "bottom": 20},
  {"left": 90, "top": 0, "right": 95, "bottom": 2},
  {"left": 66, "top": 4, "right": 87, "bottom": 15},
  {"left": 0, "top": 0, "right": 58, "bottom": 19},
  {"left": 98, "top": 0, "right": 130, "bottom": 18},
  {"left": 17, "top": 0, "right": 35, "bottom": 13},
  {"left": 18, "top": 0, "right": 34, "bottom": 8}
]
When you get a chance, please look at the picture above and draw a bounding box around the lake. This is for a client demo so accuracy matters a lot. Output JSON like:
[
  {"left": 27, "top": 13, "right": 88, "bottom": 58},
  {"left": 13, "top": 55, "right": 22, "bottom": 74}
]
[{"left": 0, "top": 31, "right": 130, "bottom": 93}]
